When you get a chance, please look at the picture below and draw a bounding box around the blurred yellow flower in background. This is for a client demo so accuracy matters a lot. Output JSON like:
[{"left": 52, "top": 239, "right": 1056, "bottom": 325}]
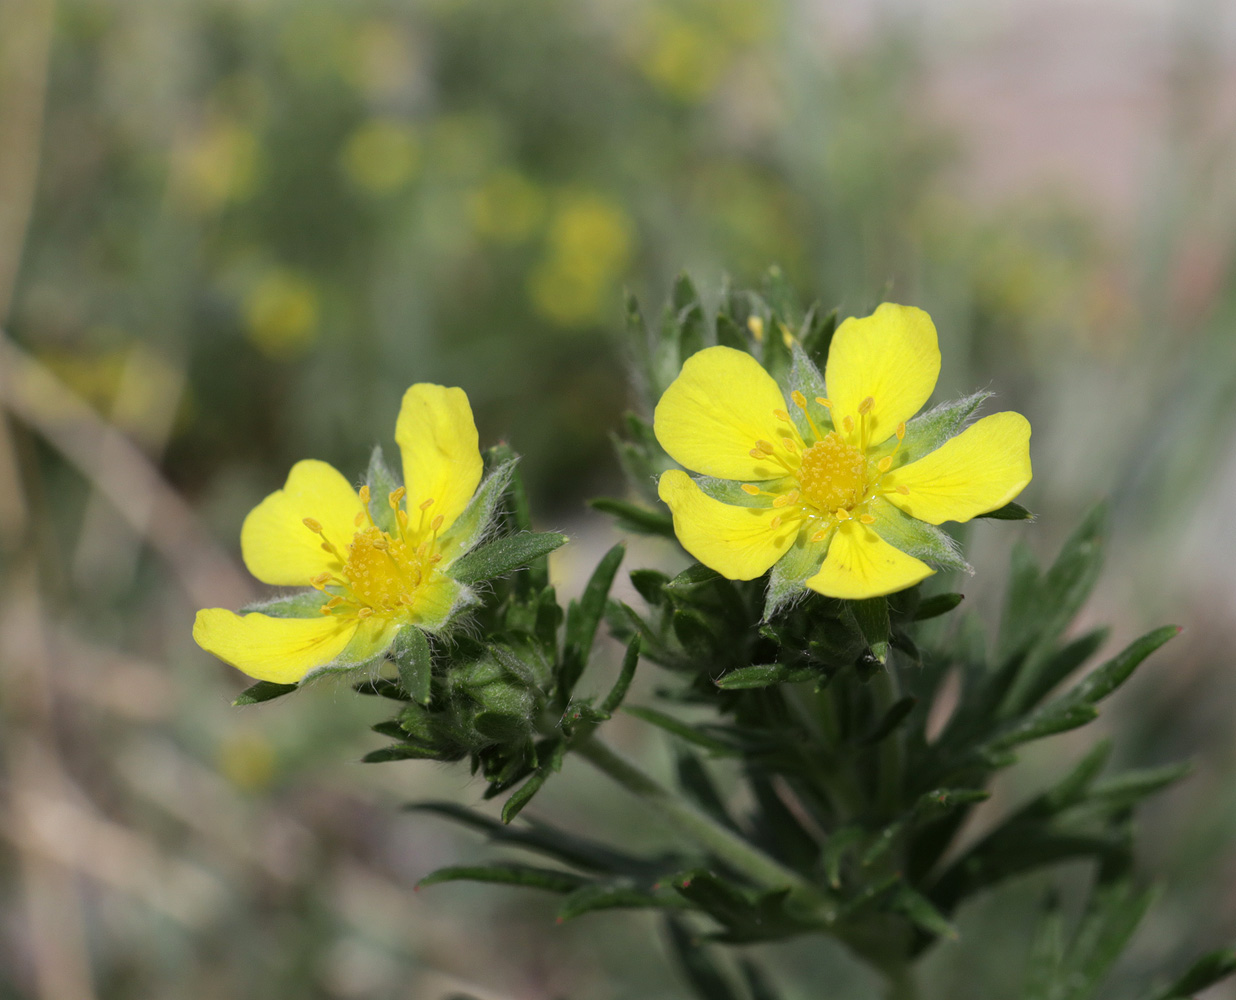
[
  {"left": 655, "top": 305, "right": 1033, "bottom": 603},
  {"left": 340, "top": 117, "right": 422, "bottom": 196},
  {"left": 243, "top": 269, "right": 320, "bottom": 360},
  {"left": 529, "top": 192, "right": 633, "bottom": 327}
]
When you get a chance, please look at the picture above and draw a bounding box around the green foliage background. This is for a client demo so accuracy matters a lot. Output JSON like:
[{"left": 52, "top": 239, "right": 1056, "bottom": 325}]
[{"left": 2, "top": 0, "right": 1235, "bottom": 997}]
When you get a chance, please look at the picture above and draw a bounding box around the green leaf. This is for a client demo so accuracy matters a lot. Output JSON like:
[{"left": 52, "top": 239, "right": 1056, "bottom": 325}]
[
  {"left": 417, "top": 863, "right": 586, "bottom": 894},
  {"left": 391, "top": 626, "right": 432, "bottom": 705},
  {"left": 447, "top": 531, "right": 568, "bottom": 585},
  {"left": 1148, "top": 949, "right": 1236, "bottom": 1000},
  {"left": 1000, "top": 626, "right": 1110, "bottom": 718},
  {"left": 913, "top": 592, "right": 964, "bottom": 621},
  {"left": 624, "top": 706, "right": 736, "bottom": 756},
  {"left": 1068, "top": 625, "right": 1179, "bottom": 706},
  {"left": 862, "top": 695, "right": 917, "bottom": 745},
  {"left": 892, "top": 884, "right": 959, "bottom": 941},
  {"left": 975, "top": 500, "right": 1035, "bottom": 521},
  {"left": 365, "top": 444, "right": 401, "bottom": 534},
  {"left": 239, "top": 590, "right": 329, "bottom": 618},
  {"left": 715, "top": 313, "right": 747, "bottom": 351},
  {"left": 675, "top": 750, "right": 740, "bottom": 832},
  {"left": 557, "top": 882, "right": 689, "bottom": 921},
  {"left": 362, "top": 744, "right": 441, "bottom": 763},
  {"left": 1066, "top": 878, "right": 1156, "bottom": 999},
  {"left": 671, "top": 272, "right": 707, "bottom": 365},
  {"left": 588, "top": 497, "right": 675, "bottom": 537},
  {"left": 232, "top": 680, "right": 298, "bottom": 706},
  {"left": 502, "top": 742, "right": 567, "bottom": 824},
  {"left": 599, "top": 636, "right": 641, "bottom": 715},
  {"left": 565, "top": 543, "right": 625, "bottom": 664},
  {"left": 821, "top": 827, "right": 864, "bottom": 888},
  {"left": 715, "top": 664, "right": 817, "bottom": 690},
  {"left": 1086, "top": 761, "right": 1192, "bottom": 811},
  {"left": 408, "top": 801, "right": 660, "bottom": 875}
]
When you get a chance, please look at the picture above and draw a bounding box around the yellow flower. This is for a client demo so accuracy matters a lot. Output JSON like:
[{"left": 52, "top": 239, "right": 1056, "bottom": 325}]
[
  {"left": 653, "top": 304, "right": 1032, "bottom": 608},
  {"left": 194, "top": 384, "right": 506, "bottom": 684}
]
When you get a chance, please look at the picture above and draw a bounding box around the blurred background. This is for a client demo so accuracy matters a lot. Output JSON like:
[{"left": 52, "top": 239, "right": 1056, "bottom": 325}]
[{"left": 1, "top": 0, "right": 1235, "bottom": 996}]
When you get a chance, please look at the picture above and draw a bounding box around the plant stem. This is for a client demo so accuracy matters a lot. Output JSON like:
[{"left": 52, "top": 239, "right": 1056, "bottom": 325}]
[
  {"left": 575, "top": 735, "right": 835, "bottom": 917},
  {"left": 872, "top": 666, "right": 903, "bottom": 816}
]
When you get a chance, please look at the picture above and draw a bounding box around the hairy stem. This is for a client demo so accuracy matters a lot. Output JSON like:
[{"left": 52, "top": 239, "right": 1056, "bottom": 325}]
[{"left": 575, "top": 735, "right": 835, "bottom": 917}]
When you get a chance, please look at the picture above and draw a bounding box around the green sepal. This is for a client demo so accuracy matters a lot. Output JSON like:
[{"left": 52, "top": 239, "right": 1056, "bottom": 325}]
[
  {"left": 799, "top": 304, "right": 838, "bottom": 370},
  {"left": 913, "top": 592, "right": 964, "bottom": 621},
  {"left": 787, "top": 343, "right": 835, "bottom": 441},
  {"left": 391, "top": 625, "right": 432, "bottom": 705},
  {"left": 447, "top": 531, "right": 568, "bottom": 585},
  {"left": 866, "top": 496, "right": 970, "bottom": 573},
  {"left": 232, "top": 680, "right": 299, "bottom": 706},
  {"left": 877, "top": 390, "right": 991, "bottom": 468},
  {"left": 300, "top": 616, "right": 403, "bottom": 685},
  {"left": 365, "top": 444, "right": 401, "bottom": 535},
  {"left": 764, "top": 528, "right": 830, "bottom": 620},
  {"left": 437, "top": 458, "right": 517, "bottom": 564},
  {"left": 695, "top": 475, "right": 784, "bottom": 507},
  {"left": 557, "top": 882, "right": 690, "bottom": 921},
  {"left": 239, "top": 590, "right": 330, "bottom": 618},
  {"left": 976, "top": 500, "right": 1035, "bottom": 521}
]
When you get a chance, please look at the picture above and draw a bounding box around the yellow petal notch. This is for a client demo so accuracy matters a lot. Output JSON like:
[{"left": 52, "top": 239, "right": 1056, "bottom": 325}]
[
  {"left": 395, "top": 383, "right": 484, "bottom": 536},
  {"left": 883, "top": 411, "right": 1031, "bottom": 525},
  {"left": 825, "top": 304, "right": 940, "bottom": 448},
  {"left": 654, "top": 346, "right": 792, "bottom": 481},
  {"left": 806, "top": 520, "right": 933, "bottom": 599},
  {"left": 240, "top": 460, "right": 363, "bottom": 587},
  {"left": 658, "top": 470, "right": 797, "bottom": 580},
  {"left": 193, "top": 609, "right": 358, "bottom": 684}
]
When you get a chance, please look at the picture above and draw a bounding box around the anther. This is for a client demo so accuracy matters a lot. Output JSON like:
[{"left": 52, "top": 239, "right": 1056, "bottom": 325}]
[
  {"left": 860, "top": 514, "right": 875, "bottom": 524},
  {"left": 430, "top": 514, "right": 444, "bottom": 532},
  {"left": 756, "top": 439, "right": 776, "bottom": 455},
  {"left": 311, "top": 572, "right": 331, "bottom": 588},
  {"left": 878, "top": 456, "right": 893, "bottom": 472},
  {"left": 769, "top": 515, "right": 782, "bottom": 529},
  {"left": 749, "top": 448, "right": 764, "bottom": 459},
  {"left": 396, "top": 510, "right": 409, "bottom": 528},
  {"left": 354, "top": 511, "right": 365, "bottom": 527},
  {"left": 791, "top": 390, "right": 808, "bottom": 409},
  {"left": 388, "top": 487, "right": 406, "bottom": 508},
  {"left": 815, "top": 397, "right": 833, "bottom": 409},
  {"left": 419, "top": 498, "right": 435, "bottom": 511},
  {"left": 810, "top": 529, "right": 828, "bottom": 542},
  {"left": 357, "top": 607, "right": 374, "bottom": 618},
  {"left": 781, "top": 437, "right": 797, "bottom": 453},
  {"left": 302, "top": 517, "right": 323, "bottom": 534},
  {"left": 359, "top": 485, "right": 371, "bottom": 505},
  {"left": 896, "top": 422, "right": 906, "bottom": 441},
  {"left": 325, "top": 596, "right": 344, "bottom": 609},
  {"left": 400, "top": 592, "right": 415, "bottom": 605},
  {"left": 773, "top": 494, "right": 793, "bottom": 508},
  {"left": 858, "top": 396, "right": 874, "bottom": 415},
  {"left": 741, "top": 484, "right": 760, "bottom": 495},
  {"left": 372, "top": 536, "right": 389, "bottom": 550},
  {"left": 774, "top": 408, "right": 790, "bottom": 423},
  {"left": 843, "top": 416, "right": 854, "bottom": 433},
  {"left": 896, "top": 485, "right": 910, "bottom": 495},
  {"left": 835, "top": 508, "right": 852, "bottom": 520}
]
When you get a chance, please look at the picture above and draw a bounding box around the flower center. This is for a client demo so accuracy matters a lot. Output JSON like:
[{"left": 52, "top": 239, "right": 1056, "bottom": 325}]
[
  {"left": 304, "top": 486, "right": 443, "bottom": 620},
  {"left": 796, "top": 432, "right": 867, "bottom": 513}
]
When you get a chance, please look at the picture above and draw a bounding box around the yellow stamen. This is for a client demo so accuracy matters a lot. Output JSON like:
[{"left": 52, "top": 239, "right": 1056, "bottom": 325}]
[
  {"left": 791, "top": 390, "right": 807, "bottom": 409},
  {"left": 810, "top": 529, "right": 828, "bottom": 543},
  {"left": 357, "top": 607, "right": 374, "bottom": 619},
  {"left": 419, "top": 497, "right": 435, "bottom": 511},
  {"left": 896, "top": 422, "right": 906, "bottom": 441},
  {"left": 858, "top": 396, "right": 874, "bottom": 415},
  {"left": 815, "top": 397, "right": 833, "bottom": 409},
  {"left": 843, "top": 415, "right": 854, "bottom": 434},
  {"left": 756, "top": 439, "right": 776, "bottom": 455},
  {"left": 741, "top": 484, "right": 760, "bottom": 495},
  {"left": 302, "top": 517, "right": 323, "bottom": 534},
  {"left": 749, "top": 448, "right": 765, "bottom": 459},
  {"left": 388, "top": 487, "right": 406, "bottom": 508},
  {"left": 878, "top": 456, "right": 893, "bottom": 473},
  {"left": 430, "top": 514, "right": 444, "bottom": 533},
  {"left": 781, "top": 437, "right": 797, "bottom": 453},
  {"left": 324, "top": 596, "right": 344, "bottom": 609},
  {"left": 774, "top": 408, "right": 790, "bottom": 423},
  {"left": 359, "top": 485, "right": 371, "bottom": 505},
  {"left": 310, "top": 572, "right": 331, "bottom": 588},
  {"left": 860, "top": 514, "right": 875, "bottom": 524},
  {"left": 354, "top": 511, "right": 365, "bottom": 527},
  {"left": 896, "top": 485, "right": 910, "bottom": 495},
  {"left": 747, "top": 315, "right": 765, "bottom": 341},
  {"left": 371, "top": 536, "right": 389, "bottom": 550},
  {"left": 835, "top": 508, "right": 851, "bottom": 520},
  {"left": 770, "top": 515, "right": 782, "bottom": 529}
]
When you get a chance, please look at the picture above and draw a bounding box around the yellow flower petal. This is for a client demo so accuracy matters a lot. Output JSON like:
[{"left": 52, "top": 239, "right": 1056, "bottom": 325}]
[
  {"left": 806, "top": 520, "right": 934, "bottom": 600},
  {"left": 883, "top": 411, "right": 1031, "bottom": 525},
  {"left": 654, "top": 346, "right": 790, "bottom": 481},
  {"left": 395, "top": 384, "right": 483, "bottom": 535},
  {"left": 193, "top": 609, "right": 359, "bottom": 683},
  {"left": 825, "top": 304, "right": 940, "bottom": 447},
  {"left": 658, "top": 469, "right": 796, "bottom": 580},
  {"left": 240, "top": 459, "right": 362, "bottom": 586}
]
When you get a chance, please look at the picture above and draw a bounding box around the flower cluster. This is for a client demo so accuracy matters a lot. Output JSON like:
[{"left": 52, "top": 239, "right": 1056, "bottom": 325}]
[{"left": 653, "top": 303, "right": 1032, "bottom": 606}]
